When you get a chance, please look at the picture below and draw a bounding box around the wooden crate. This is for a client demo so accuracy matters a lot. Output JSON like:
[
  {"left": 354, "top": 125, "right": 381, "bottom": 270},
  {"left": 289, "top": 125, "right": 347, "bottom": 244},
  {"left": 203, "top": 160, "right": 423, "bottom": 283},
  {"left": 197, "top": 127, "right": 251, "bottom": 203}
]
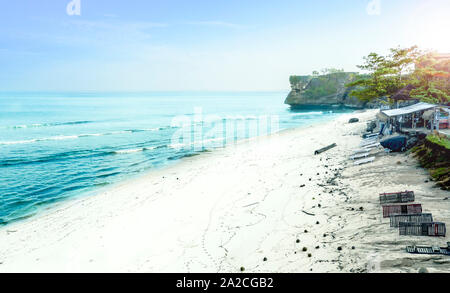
[
  {"left": 382, "top": 204, "right": 422, "bottom": 218},
  {"left": 379, "top": 191, "right": 414, "bottom": 204},
  {"left": 390, "top": 213, "right": 433, "bottom": 227},
  {"left": 399, "top": 222, "right": 446, "bottom": 237}
]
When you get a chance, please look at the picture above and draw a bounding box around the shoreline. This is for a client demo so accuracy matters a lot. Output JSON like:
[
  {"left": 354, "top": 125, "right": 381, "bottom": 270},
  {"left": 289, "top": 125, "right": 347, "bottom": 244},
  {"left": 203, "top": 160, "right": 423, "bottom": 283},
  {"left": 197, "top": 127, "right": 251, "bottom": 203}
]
[
  {"left": 1, "top": 109, "right": 449, "bottom": 273},
  {"left": 0, "top": 112, "right": 347, "bottom": 228}
]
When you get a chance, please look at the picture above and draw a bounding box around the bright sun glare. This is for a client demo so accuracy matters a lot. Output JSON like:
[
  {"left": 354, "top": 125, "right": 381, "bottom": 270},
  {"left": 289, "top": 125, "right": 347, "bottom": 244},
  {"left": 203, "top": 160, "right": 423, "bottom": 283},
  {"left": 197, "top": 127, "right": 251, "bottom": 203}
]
[{"left": 408, "top": 2, "right": 450, "bottom": 53}]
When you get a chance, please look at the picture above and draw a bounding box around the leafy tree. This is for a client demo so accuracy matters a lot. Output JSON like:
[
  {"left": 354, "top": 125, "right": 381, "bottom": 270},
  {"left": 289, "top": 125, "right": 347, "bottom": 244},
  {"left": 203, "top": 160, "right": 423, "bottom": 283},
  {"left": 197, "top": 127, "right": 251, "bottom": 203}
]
[
  {"left": 409, "top": 53, "right": 450, "bottom": 104},
  {"left": 347, "top": 46, "right": 422, "bottom": 102}
]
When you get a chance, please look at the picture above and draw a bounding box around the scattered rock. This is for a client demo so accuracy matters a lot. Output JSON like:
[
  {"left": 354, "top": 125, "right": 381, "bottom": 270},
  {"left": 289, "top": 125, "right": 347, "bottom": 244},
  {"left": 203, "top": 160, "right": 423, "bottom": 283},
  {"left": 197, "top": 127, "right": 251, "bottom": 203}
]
[
  {"left": 348, "top": 118, "right": 359, "bottom": 123},
  {"left": 296, "top": 239, "right": 300, "bottom": 243},
  {"left": 323, "top": 233, "right": 327, "bottom": 237},
  {"left": 418, "top": 267, "right": 428, "bottom": 274},
  {"left": 316, "top": 221, "right": 320, "bottom": 224},
  {"left": 263, "top": 257, "right": 267, "bottom": 262},
  {"left": 300, "top": 184, "right": 306, "bottom": 188},
  {"left": 337, "top": 246, "right": 342, "bottom": 251},
  {"left": 308, "top": 253, "right": 312, "bottom": 257},
  {"left": 359, "top": 207, "right": 364, "bottom": 211},
  {"left": 302, "top": 247, "right": 308, "bottom": 252},
  {"left": 304, "top": 229, "right": 308, "bottom": 233},
  {"left": 240, "top": 267, "right": 245, "bottom": 272},
  {"left": 352, "top": 246, "right": 355, "bottom": 250},
  {"left": 315, "top": 246, "right": 320, "bottom": 249},
  {"left": 396, "top": 161, "right": 401, "bottom": 165},
  {"left": 318, "top": 204, "right": 321, "bottom": 208}
]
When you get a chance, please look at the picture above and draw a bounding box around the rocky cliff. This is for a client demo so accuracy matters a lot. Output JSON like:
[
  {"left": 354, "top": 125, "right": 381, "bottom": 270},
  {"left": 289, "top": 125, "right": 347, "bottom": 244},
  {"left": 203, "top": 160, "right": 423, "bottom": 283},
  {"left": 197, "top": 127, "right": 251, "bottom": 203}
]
[{"left": 284, "top": 72, "right": 369, "bottom": 108}]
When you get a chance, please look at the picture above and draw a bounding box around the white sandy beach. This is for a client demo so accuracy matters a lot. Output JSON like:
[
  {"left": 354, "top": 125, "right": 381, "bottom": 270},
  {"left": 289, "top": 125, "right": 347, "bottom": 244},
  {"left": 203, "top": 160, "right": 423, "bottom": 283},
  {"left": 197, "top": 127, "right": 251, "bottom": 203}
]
[{"left": 0, "top": 110, "right": 449, "bottom": 273}]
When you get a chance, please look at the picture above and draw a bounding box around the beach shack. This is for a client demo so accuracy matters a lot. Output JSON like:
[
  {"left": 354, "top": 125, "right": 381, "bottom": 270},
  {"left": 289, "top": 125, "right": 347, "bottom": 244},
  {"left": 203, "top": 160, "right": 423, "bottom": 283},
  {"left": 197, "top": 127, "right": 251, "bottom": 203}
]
[{"left": 379, "top": 102, "right": 438, "bottom": 132}]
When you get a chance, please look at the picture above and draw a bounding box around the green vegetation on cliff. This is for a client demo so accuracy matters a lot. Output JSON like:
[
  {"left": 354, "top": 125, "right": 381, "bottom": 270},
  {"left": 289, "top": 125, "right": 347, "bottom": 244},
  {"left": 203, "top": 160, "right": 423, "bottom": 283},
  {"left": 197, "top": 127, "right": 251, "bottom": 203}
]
[
  {"left": 412, "top": 133, "right": 450, "bottom": 190},
  {"left": 426, "top": 134, "right": 450, "bottom": 150},
  {"left": 289, "top": 75, "right": 311, "bottom": 86},
  {"left": 303, "top": 72, "right": 355, "bottom": 100},
  {"left": 286, "top": 46, "right": 449, "bottom": 108},
  {"left": 285, "top": 69, "right": 364, "bottom": 108}
]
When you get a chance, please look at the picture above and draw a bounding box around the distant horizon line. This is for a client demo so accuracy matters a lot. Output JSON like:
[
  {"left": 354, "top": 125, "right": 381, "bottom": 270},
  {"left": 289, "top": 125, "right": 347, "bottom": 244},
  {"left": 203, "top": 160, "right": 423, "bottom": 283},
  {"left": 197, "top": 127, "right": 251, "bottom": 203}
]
[{"left": 0, "top": 90, "right": 291, "bottom": 94}]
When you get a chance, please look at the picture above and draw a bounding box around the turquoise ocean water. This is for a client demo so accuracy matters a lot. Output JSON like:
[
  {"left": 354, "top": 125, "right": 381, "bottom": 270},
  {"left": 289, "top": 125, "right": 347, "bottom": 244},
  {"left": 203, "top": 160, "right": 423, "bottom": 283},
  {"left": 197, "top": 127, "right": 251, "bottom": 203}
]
[{"left": 0, "top": 92, "right": 352, "bottom": 225}]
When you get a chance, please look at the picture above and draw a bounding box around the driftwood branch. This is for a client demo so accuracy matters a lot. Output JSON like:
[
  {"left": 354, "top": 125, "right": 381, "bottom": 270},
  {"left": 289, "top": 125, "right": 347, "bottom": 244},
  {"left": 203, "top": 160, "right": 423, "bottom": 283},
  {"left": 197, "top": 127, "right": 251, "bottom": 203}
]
[
  {"left": 302, "top": 210, "right": 315, "bottom": 216},
  {"left": 314, "top": 143, "right": 337, "bottom": 155}
]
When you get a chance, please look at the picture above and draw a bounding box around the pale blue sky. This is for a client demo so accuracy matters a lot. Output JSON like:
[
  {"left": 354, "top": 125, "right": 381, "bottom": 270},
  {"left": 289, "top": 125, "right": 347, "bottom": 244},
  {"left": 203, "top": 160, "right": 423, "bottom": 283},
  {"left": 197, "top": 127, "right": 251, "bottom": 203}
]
[{"left": 0, "top": 0, "right": 449, "bottom": 91}]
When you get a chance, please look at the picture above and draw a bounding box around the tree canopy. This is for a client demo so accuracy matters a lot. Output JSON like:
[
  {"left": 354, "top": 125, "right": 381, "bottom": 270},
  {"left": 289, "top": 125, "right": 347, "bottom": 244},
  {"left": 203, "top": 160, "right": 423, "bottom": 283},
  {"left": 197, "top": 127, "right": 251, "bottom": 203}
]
[
  {"left": 347, "top": 46, "right": 450, "bottom": 104},
  {"left": 409, "top": 53, "right": 450, "bottom": 104}
]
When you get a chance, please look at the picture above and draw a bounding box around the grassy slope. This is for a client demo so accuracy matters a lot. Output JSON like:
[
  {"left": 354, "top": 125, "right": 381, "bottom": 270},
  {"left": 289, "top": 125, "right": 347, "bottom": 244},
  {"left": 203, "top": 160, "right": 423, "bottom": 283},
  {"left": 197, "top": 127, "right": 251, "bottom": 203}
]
[{"left": 412, "top": 134, "right": 450, "bottom": 190}]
